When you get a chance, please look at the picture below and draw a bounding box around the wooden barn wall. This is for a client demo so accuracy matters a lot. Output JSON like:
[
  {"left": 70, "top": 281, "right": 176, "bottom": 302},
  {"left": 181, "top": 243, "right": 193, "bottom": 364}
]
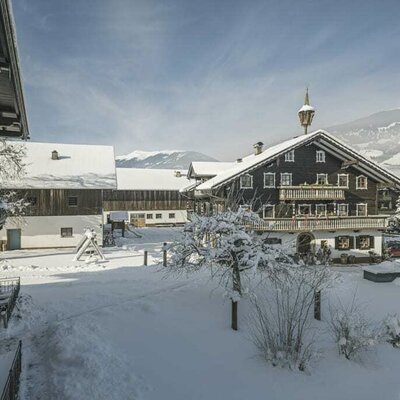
[
  {"left": 103, "top": 190, "right": 192, "bottom": 211},
  {"left": 219, "top": 142, "right": 380, "bottom": 216},
  {"left": 17, "top": 189, "right": 103, "bottom": 216}
]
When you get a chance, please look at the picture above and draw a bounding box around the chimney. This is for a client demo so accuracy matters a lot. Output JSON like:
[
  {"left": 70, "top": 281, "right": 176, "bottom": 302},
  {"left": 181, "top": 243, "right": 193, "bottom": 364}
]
[
  {"left": 237, "top": 158, "right": 243, "bottom": 163},
  {"left": 253, "top": 141, "right": 264, "bottom": 155},
  {"left": 174, "top": 170, "right": 182, "bottom": 178},
  {"left": 51, "top": 150, "right": 59, "bottom": 160}
]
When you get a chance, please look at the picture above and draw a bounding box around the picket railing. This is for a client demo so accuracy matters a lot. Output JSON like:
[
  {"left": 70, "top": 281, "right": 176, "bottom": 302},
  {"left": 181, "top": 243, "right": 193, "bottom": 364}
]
[
  {"left": 279, "top": 186, "right": 345, "bottom": 201},
  {"left": 0, "top": 340, "right": 22, "bottom": 400},
  {"left": 250, "top": 216, "right": 388, "bottom": 231}
]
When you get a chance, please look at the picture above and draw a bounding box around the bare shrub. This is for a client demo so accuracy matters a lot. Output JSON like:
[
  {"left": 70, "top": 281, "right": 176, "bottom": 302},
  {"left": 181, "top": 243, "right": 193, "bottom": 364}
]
[
  {"left": 383, "top": 314, "right": 400, "bottom": 348},
  {"left": 328, "top": 298, "right": 378, "bottom": 360},
  {"left": 247, "top": 265, "right": 332, "bottom": 371}
]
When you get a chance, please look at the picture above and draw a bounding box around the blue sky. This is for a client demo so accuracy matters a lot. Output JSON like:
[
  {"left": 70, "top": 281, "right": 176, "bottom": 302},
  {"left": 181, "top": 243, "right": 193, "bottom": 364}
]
[{"left": 12, "top": 0, "right": 400, "bottom": 159}]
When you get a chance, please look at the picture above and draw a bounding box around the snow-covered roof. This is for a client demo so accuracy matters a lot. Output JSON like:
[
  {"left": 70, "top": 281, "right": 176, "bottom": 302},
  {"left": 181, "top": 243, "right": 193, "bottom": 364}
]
[
  {"left": 188, "top": 161, "right": 234, "bottom": 178},
  {"left": 298, "top": 104, "right": 315, "bottom": 113},
  {"left": 116, "top": 168, "right": 194, "bottom": 191},
  {"left": 196, "top": 130, "right": 400, "bottom": 191},
  {"left": 2, "top": 141, "right": 117, "bottom": 189}
]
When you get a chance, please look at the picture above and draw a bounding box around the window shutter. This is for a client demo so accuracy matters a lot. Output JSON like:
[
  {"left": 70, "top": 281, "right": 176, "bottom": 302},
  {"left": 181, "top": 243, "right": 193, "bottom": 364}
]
[
  {"left": 335, "top": 237, "right": 340, "bottom": 250},
  {"left": 356, "top": 236, "right": 361, "bottom": 249},
  {"left": 369, "top": 236, "right": 375, "bottom": 249},
  {"left": 349, "top": 236, "right": 354, "bottom": 249}
]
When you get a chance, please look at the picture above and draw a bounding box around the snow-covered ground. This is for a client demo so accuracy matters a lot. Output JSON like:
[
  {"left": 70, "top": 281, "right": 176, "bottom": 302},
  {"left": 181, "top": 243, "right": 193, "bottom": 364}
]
[{"left": 0, "top": 228, "right": 400, "bottom": 399}]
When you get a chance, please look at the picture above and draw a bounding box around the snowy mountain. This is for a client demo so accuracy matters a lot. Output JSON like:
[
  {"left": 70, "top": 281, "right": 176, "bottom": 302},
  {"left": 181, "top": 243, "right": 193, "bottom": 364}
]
[
  {"left": 327, "top": 109, "right": 400, "bottom": 176},
  {"left": 115, "top": 150, "right": 216, "bottom": 169}
]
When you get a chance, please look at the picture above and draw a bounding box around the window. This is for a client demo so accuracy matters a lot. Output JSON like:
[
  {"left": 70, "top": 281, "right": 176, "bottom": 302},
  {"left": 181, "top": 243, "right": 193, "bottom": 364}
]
[
  {"left": 263, "top": 205, "right": 275, "bottom": 219},
  {"left": 337, "top": 174, "right": 349, "bottom": 188},
  {"left": 316, "top": 174, "right": 328, "bottom": 185},
  {"left": 285, "top": 150, "right": 295, "bottom": 162},
  {"left": 240, "top": 174, "right": 253, "bottom": 189},
  {"left": 68, "top": 196, "right": 78, "bottom": 207},
  {"left": 280, "top": 173, "right": 292, "bottom": 186},
  {"left": 315, "top": 204, "right": 327, "bottom": 217},
  {"left": 356, "top": 175, "right": 368, "bottom": 190},
  {"left": 335, "top": 236, "right": 353, "bottom": 250},
  {"left": 169, "top": 213, "right": 175, "bottom": 219},
  {"left": 298, "top": 204, "right": 312, "bottom": 216},
  {"left": 146, "top": 214, "right": 153, "bottom": 219},
  {"left": 156, "top": 213, "right": 162, "bottom": 219},
  {"left": 337, "top": 203, "right": 348, "bottom": 216},
  {"left": 320, "top": 240, "right": 328, "bottom": 250},
  {"left": 61, "top": 227, "right": 73, "bottom": 238},
  {"left": 356, "top": 203, "right": 367, "bottom": 216},
  {"left": 356, "top": 235, "right": 374, "bottom": 250},
  {"left": 27, "top": 196, "right": 37, "bottom": 206},
  {"left": 263, "top": 172, "right": 275, "bottom": 188},
  {"left": 316, "top": 150, "right": 325, "bottom": 163}
]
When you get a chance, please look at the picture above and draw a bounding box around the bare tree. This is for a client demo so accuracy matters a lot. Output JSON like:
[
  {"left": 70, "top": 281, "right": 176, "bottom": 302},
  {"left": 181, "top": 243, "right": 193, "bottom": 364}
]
[
  {"left": 169, "top": 208, "right": 304, "bottom": 331},
  {"left": 0, "top": 140, "right": 27, "bottom": 228}
]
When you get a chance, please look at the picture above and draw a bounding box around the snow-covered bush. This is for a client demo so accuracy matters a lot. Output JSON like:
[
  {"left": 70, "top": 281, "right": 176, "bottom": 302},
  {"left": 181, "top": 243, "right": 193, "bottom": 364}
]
[
  {"left": 0, "top": 140, "right": 26, "bottom": 226},
  {"left": 383, "top": 314, "right": 400, "bottom": 348},
  {"left": 328, "top": 300, "right": 378, "bottom": 360},
  {"left": 248, "top": 264, "right": 333, "bottom": 371},
  {"left": 169, "top": 209, "right": 295, "bottom": 330}
]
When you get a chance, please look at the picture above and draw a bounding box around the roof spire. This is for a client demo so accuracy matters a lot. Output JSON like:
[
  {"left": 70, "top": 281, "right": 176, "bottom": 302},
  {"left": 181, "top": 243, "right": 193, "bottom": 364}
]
[
  {"left": 304, "top": 87, "right": 310, "bottom": 106},
  {"left": 298, "top": 87, "right": 315, "bottom": 135}
]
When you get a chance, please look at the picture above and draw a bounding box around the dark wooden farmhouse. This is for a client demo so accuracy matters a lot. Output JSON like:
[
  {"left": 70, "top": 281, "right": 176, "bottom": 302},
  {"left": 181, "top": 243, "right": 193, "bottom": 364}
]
[{"left": 185, "top": 130, "right": 400, "bottom": 262}]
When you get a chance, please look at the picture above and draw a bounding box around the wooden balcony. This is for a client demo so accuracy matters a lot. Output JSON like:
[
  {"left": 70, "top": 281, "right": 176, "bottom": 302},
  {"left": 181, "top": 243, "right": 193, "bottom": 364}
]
[
  {"left": 250, "top": 216, "right": 388, "bottom": 232},
  {"left": 279, "top": 186, "right": 345, "bottom": 201}
]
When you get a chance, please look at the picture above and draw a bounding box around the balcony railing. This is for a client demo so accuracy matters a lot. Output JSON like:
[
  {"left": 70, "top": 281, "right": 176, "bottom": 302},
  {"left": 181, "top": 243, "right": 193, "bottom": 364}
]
[
  {"left": 250, "top": 216, "right": 388, "bottom": 232},
  {"left": 279, "top": 186, "right": 345, "bottom": 201}
]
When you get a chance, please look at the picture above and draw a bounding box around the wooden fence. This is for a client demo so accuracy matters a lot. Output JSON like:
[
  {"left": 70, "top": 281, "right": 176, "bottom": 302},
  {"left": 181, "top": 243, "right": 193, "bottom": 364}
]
[{"left": 0, "top": 340, "right": 22, "bottom": 400}]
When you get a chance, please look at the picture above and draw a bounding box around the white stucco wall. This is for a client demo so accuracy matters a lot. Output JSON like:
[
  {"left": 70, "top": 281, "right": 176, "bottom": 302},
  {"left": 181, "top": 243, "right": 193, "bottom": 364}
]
[
  {"left": 0, "top": 215, "right": 103, "bottom": 249},
  {"left": 103, "top": 209, "right": 188, "bottom": 226},
  {"left": 263, "top": 229, "right": 383, "bottom": 259}
]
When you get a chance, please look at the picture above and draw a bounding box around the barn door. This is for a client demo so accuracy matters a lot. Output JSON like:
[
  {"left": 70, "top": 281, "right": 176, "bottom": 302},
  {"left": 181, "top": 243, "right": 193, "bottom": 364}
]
[{"left": 7, "top": 229, "right": 21, "bottom": 250}]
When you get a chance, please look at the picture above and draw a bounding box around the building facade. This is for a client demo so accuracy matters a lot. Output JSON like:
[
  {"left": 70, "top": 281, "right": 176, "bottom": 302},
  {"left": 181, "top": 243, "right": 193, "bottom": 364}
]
[
  {"left": 0, "top": 142, "right": 117, "bottom": 249},
  {"left": 103, "top": 168, "right": 193, "bottom": 227},
  {"left": 186, "top": 130, "right": 400, "bottom": 262}
]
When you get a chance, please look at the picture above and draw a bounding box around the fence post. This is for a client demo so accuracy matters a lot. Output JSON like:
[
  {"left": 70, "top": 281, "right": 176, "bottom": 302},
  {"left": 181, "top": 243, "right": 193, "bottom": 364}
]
[
  {"left": 163, "top": 242, "right": 167, "bottom": 267},
  {"left": 314, "top": 290, "right": 321, "bottom": 321},
  {"left": 144, "top": 250, "right": 148, "bottom": 266}
]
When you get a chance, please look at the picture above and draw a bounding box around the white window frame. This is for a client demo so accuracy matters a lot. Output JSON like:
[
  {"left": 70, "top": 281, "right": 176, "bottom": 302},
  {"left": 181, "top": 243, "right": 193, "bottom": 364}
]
[
  {"left": 316, "top": 150, "right": 325, "bottom": 163},
  {"left": 263, "top": 172, "right": 276, "bottom": 188},
  {"left": 298, "top": 204, "right": 312, "bottom": 216},
  {"left": 356, "top": 175, "right": 368, "bottom": 190},
  {"left": 356, "top": 203, "right": 368, "bottom": 216},
  {"left": 240, "top": 174, "right": 253, "bottom": 189},
  {"left": 284, "top": 150, "right": 295, "bottom": 162},
  {"left": 337, "top": 173, "right": 349, "bottom": 188},
  {"left": 263, "top": 204, "right": 275, "bottom": 219},
  {"left": 315, "top": 204, "right": 327, "bottom": 217},
  {"left": 280, "top": 172, "right": 292, "bottom": 186},
  {"left": 337, "top": 203, "right": 349, "bottom": 217},
  {"left": 316, "top": 173, "right": 328, "bottom": 185},
  {"left": 337, "top": 236, "right": 351, "bottom": 250}
]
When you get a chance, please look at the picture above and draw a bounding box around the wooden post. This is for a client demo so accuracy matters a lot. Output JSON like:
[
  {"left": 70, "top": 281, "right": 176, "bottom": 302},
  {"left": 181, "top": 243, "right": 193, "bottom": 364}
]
[
  {"left": 163, "top": 242, "right": 167, "bottom": 267},
  {"left": 144, "top": 250, "right": 148, "bottom": 266},
  {"left": 231, "top": 301, "right": 238, "bottom": 331},
  {"left": 314, "top": 290, "right": 321, "bottom": 321}
]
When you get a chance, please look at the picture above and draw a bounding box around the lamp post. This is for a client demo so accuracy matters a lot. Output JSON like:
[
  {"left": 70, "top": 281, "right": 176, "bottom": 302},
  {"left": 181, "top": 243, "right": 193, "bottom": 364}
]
[{"left": 298, "top": 88, "right": 315, "bottom": 135}]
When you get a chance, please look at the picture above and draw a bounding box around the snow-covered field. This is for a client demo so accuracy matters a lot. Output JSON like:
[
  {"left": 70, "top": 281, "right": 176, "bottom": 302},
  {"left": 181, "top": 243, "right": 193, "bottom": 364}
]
[{"left": 0, "top": 228, "right": 400, "bottom": 399}]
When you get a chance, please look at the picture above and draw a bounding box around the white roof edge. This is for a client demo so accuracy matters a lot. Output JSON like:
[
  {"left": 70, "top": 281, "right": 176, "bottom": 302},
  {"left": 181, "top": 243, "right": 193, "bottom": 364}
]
[{"left": 196, "top": 129, "right": 400, "bottom": 191}]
